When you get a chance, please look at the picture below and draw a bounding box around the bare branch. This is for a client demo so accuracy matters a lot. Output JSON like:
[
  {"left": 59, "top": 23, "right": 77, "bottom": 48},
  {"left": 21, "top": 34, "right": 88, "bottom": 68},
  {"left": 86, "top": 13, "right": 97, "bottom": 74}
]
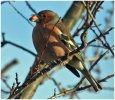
[
  {"left": 49, "top": 74, "right": 114, "bottom": 99},
  {"left": 1, "top": 33, "right": 36, "bottom": 57},
  {"left": 25, "top": 1, "right": 37, "bottom": 14}
]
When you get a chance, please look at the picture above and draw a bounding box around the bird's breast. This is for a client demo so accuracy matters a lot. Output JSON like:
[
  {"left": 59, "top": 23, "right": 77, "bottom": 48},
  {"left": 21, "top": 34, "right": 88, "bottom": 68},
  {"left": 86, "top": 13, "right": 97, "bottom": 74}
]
[{"left": 32, "top": 25, "right": 69, "bottom": 63}]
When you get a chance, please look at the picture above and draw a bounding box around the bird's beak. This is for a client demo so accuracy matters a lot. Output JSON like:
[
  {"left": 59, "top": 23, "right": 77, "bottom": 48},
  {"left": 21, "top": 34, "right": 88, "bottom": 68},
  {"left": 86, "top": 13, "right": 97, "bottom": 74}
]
[{"left": 29, "top": 15, "right": 39, "bottom": 22}]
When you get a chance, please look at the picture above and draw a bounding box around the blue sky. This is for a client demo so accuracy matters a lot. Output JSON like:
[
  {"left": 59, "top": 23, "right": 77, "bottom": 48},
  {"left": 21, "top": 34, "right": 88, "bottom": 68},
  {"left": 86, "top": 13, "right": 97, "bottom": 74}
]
[{"left": 1, "top": 1, "right": 114, "bottom": 99}]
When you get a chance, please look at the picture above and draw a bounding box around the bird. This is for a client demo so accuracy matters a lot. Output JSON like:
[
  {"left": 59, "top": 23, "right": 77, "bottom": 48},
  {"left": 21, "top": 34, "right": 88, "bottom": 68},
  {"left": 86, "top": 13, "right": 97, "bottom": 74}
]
[{"left": 29, "top": 10, "right": 102, "bottom": 92}]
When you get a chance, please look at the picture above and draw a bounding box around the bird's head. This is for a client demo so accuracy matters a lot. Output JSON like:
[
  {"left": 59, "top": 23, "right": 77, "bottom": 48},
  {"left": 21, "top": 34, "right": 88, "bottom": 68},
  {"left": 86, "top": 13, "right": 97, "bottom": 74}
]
[{"left": 29, "top": 10, "right": 60, "bottom": 24}]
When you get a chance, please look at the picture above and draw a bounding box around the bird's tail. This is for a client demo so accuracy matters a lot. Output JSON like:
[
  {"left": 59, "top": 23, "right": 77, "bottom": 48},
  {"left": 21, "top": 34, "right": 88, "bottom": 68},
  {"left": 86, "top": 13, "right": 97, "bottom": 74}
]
[
  {"left": 81, "top": 68, "right": 102, "bottom": 92},
  {"left": 68, "top": 55, "right": 102, "bottom": 92}
]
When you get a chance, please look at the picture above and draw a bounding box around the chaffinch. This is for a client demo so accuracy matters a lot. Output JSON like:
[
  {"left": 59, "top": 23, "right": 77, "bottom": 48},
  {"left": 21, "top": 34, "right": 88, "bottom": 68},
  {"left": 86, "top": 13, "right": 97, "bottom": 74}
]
[{"left": 29, "top": 10, "right": 102, "bottom": 92}]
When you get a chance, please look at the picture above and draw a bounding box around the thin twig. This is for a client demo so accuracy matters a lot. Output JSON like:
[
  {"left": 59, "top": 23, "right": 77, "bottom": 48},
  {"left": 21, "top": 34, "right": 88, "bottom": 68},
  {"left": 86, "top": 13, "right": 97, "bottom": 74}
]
[
  {"left": 8, "top": 2, "right": 34, "bottom": 27},
  {"left": 25, "top": 1, "right": 37, "bottom": 14},
  {"left": 9, "top": 73, "right": 21, "bottom": 98},
  {"left": 88, "top": 27, "right": 114, "bottom": 45},
  {"left": 15, "top": 73, "right": 20, "bottom": 88},
  {"left": 1, "top": 89, "right": 10, "bottom": 94},
  {"left": 1, "top": 40, "right": 36, "bottom": 57},
  {"left": 1, "top": 33, "right": 36, "bottom": 56},
  {"left": 1, "top": 1, "right": 9, "bottom": 4},
  {"left": 89, "top": 45, "right": 114, "bottom": 71},
  {"left": 2, "top": 79, "right": 11, "bottom": 90},
  {"left": 49, "top": 77, "right": 62, "bottom": 92}
]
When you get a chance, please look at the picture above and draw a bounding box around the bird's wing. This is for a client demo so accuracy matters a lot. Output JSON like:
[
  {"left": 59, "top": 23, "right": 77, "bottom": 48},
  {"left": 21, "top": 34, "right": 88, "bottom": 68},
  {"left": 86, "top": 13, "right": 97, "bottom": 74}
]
[
  {"left": 56, "top": 22, "right": 85, "bottom": 62},
  {"left": 59, "top": 33, "right": 84, "bottom": 62}
]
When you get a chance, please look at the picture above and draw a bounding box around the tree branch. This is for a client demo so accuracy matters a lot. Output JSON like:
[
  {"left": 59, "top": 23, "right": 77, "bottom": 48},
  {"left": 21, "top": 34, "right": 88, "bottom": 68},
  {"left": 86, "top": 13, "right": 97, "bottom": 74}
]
[{"left": 8, "top": 1, "right": 34, "bottom": 27}]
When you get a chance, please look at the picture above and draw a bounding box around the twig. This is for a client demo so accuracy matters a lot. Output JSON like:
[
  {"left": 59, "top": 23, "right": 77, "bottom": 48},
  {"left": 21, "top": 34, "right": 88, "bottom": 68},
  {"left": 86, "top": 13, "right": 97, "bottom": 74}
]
[
  {"left": 1, "top": 1, "right": 9, "bottom": 4},
  {"left": 1, "top": 89, "right": 10, "bottom": 94},
  {"left": 8, "top": 1, "right": 34, "bottom": 27},
  {"left": 1, "top": 40, "right": 36, "bottom": 56},
  {"left": 49, "top": 77, "right": 62, "bottom": 92},
  {"left": 89, "top": 45, "right": 114, "bottom": 71},
  {"left": 25, "top": 1, "right": 37, "bottom": 14},
  {"left": 53, "top": 88, "right": 56, "bottom": 96},
  {"left": 2, "top": 32, "right": 5, "bottom": 41},
  {"left": 2, "top": 79, "right": 11, "bottom": 90},
  {"left": 15, "top": 73, "right": 21, "bottom": 88},
  {"left": 1, "top": 33, "right": 36, "bottom": 57},
  {"left": 9, "top": 83, "right": 15, "bottom": 97},
  {"left": 49, "top": 74, "right": 114, "bottom": 99},
  {"left": 1, "top": 59, "right": 18, "bottom": 77},
  {"left": 88, "top": 27, "right": 114, "bottom": 45},
  {"left": 74, "top": 27, "right": 113, "bottom": 49},
  {"left": 9, "top": 73, "right": 21, "bottom": 98}
]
